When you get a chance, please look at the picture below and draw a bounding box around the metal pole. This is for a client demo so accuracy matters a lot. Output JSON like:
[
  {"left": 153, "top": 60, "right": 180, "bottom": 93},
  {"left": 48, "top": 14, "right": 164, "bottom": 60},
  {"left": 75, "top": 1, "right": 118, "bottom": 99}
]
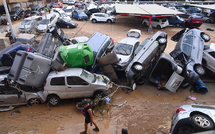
[{"left": 2, "top": 0, "right": 16, "bottom": 41}]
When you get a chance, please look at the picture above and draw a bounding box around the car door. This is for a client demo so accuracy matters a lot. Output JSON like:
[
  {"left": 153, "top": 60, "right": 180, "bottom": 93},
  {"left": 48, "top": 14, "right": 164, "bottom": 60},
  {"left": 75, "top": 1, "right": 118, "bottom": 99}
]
[
  {"left": 205, "top": 51, "right": 215, "bottom": 72},
  {"left": 73, "top": 11, "right": 78, "bottom": 18},
  {"left": 48, "top": 77, "right": 67, "bottom": 99},
  {"left": 66, "top": 76, "right": 92, "bottom": 98},
  {"left": 100, "top": 14, "right": 106, "bottom": 22},
  {"left": 0, "top": 86, "right": 26, "bottom": 106}
]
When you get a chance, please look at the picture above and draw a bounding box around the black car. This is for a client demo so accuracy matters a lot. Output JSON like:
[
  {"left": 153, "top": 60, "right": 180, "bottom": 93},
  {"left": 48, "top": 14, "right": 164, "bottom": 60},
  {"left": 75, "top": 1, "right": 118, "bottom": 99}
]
[
  {"left": 10, "top": 6, "right": 24, "bottom": 20},
  {"left": 56, "top": 18, "right": 78, "bottom": 28}
]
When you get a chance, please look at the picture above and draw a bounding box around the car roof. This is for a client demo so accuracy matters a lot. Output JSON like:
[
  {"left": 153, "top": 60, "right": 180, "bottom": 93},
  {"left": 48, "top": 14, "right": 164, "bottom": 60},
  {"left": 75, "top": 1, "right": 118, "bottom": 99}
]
[
  {"left": 48, "top": 68, "right": 83, "bottom": 78},
  {"left": 87, "top": 32, "right": 109, "bottom": 52},
  {"left": 118, "top": 37, "right": 139, "bottom": 45},
  {"left": 25, "top": 16, "right": 42, "bottom": 20}
]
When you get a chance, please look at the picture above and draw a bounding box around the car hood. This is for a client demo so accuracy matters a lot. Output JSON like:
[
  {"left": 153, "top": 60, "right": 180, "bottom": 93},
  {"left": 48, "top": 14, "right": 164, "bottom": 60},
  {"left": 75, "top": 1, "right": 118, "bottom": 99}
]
[
  {"left": 37, "top": 24, "right": 48, "bottom": 30},
  {"left": 19, "top": 25, "right": 31, "bottom": 29},
  {"left": 116, "top": 54, "right": 130, "bottom": 66},
  {"left": 94, "top": 74, "right": 111, "bottom": 86}
]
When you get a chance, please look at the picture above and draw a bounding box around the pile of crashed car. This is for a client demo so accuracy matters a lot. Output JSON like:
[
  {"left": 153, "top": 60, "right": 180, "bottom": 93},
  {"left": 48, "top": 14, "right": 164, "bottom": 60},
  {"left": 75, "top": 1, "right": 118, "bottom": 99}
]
[{"left": 0, "top": 24, "right": 213, "bottom": 108}]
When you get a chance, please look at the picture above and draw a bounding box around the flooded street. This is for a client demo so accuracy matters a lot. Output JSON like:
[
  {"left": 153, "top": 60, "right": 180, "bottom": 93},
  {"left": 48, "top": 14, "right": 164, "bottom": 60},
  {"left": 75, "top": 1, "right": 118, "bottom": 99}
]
[{"left": 1, "top": 15, "right": 215, "bottom": 134}]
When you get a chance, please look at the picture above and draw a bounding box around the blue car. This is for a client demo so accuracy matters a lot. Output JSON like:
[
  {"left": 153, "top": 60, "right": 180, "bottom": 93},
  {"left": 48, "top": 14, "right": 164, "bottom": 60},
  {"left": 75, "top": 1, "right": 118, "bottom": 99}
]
[
  {"left": 167, "top": 16, "right": 184, "bottom": 27},
  {"left": 0, "top": 42, "right": 35, "bottom": 66},
  {"left": 72, "top": 10, "right": 88, "bottom": 20}
]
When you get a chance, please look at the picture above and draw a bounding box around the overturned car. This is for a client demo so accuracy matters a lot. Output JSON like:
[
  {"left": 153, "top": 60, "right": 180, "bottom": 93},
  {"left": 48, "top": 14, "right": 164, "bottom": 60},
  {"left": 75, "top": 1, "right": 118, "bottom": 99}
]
[{"left": 125, "top": 31, "right": 167, "bottom": 86}]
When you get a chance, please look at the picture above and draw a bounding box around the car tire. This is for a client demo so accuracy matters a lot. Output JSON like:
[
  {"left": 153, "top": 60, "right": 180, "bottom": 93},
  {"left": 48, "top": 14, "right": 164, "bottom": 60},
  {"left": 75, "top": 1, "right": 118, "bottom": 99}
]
[
  {"left": 191, "top": 114, "right": 214, "bottom": 130},
  {"left": 107, "top": 19, "right": 112, "bottom": 23},
  {"left": 201, "top": 33, "right": 210, "bottom": 42},
  {"left": 176, "top": 23, "right": 180, "bottom": 27},
  {"left": 194, "top": 64, "right": 206, "bottom": 76},
  {"left": 136, "top": 77, "right": 145, "bottom": 85},
  {"left": 143, "top": 22, "right": 147, "bottom": 27},
  {"left": 157, "top": 25, "right": 161, "bottom": 29},
  {"left": 93, "top": 91, "right": 104, "bottom": 99},
  {"left": 92, "top": 19, "right": 97, "bottom": 23},
  {"left": 157, "top": 37, "right": 167, "bottom": 46},
  {"left": 28, "top": 98, "right": 40, "bottom": 105},
  {"left": 48, "top": 95, "right": 60, "bottom": 106},
  {"left": 132, "top": 63, "right": 143, "bottom": 72}
]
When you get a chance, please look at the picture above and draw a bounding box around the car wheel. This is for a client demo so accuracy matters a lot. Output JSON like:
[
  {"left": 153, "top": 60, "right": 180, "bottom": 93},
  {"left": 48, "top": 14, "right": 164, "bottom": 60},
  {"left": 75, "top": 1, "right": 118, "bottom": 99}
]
[
  {"left": 143, "top": 22, "right": 147, "bottom": 27},
  {"left": 157, "top": 25, "right": 161, "bottom": 29},
  {"left": 92, "top": 19, "right": 97, "bottom": 23},
  {"left": 191, "top": 114, "right": 214, "bottom": 130},
  {"left": 157, "top": 37, "right": 167, "bottom": 46},
  {"left": 107, "top": 19, "right": 112, "bottom": 23},
  {"left": 48, "top": 95, "right": 60, "bottom": 106},
  {"left": 194, "top": 64, "right": 206, "bottom": 76},
  {"left": 93, "top": 91, "right": 104, "bottom": 99},
  {"left": 176, "top": 23, "right": 180, "bottom": 27},
  {"left": 201, "top": 33, "right": 210, "bottom": 42},
  {"left": 28, "top": 98, "right": 40, "bottom": 105},
  {"left": 205, "top": 19, "right": 211, "bottom": 23},
  {"left": 132, "top": 63, "right": 143, "bottom": 72},
  {"left": 136, "top": 77, "right": 145, "bottom": 85}
]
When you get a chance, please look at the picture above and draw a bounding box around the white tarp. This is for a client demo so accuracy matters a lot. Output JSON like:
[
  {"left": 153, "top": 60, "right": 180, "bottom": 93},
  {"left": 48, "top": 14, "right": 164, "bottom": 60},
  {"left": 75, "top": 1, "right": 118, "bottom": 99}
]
[{"left": 115, "top": 4, "right": 184, "bottom": 16}]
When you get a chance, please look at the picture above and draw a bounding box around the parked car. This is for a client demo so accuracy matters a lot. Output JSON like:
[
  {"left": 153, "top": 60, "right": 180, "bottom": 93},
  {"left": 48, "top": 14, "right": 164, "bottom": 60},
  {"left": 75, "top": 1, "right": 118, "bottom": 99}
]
[
  {"left": 70, "top": 36, "right": 89, "bottom": 44},
  {"left": 190, "top": 13, "right": 215, "bottom": 23},
  {"left": 167, "top": 16, "right": 184, "bottom": 27},
  {"left": 10, "top": 6, "right": 24, "bottom": 20},
  {"left": 176, "top": 7, "right": 186, "bottom": 13},
  {"left": 112, "top": 29, "right": 141, "bottom": 71},
  {"left": 170, "top": 105, "right": 215, "bottom": 134},
  {"left": 142, "top": 18, "right": 169, "bottom": 29},
  {"left": 68, "top": 0, "right": 77, "bottom": 5},
  {"left": 170, "top": 28, "right": 210, "bottom": 78},
  {"left": 63, "top": 6, "right": 75, "bottom": 18},
  {"left": 0, "top": 84, "right": 45, "bottom": 107},
  {"left": 19, "top": 16, "right": 42, "bottom": 33},
  {"left": 0, "top": 14, "right": 8, "bottom": 25},
  {"left": 37, "top": 13, "right": 59, "bottom": 33},
  {"left": 125, "top": 31, "right": 167, "bottom": 86},
  {"left": 181, "top": 9, "right": 193, "bottom": 18},
  {"left": 202, "top": 43, "right": 215, "bottom": 74},
  {"left": 90, "top": 13, "right": 115, "bottom": 23},
  {"left": 53, "top": 2, "right": 63, "bottom": 8},
  {"left": 51, "top": 8, "right": 71, "bottom": 20},
  {"left": 183, "top": 16, "right": 204, "bottom": 28},
  {"left": 56, "top": 18, "right": 78, "bottom": 28},
  {"left": 43, "top": 68, "right": 112, "bottom": 106},
  {"left": 187, "top": 7, "right": 202, "bottom": 13},
  {"left": 86, "top": 3, "right": 100, "bottom": 16},
  {"left": 72, "top": 10, "right": 88, "bottom": 20},
  {"left": 86, "top": 32, "right": 114, "bottom": 73}
]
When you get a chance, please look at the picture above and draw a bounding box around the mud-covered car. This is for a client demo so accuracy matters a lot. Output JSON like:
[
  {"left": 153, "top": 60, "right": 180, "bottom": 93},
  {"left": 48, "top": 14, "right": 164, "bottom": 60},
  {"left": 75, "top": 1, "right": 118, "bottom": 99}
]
[
  {"left": 170, "top": 105, "right": 215, "bottom": 134},
  {"left": 170, "top": 28, "right": 210, "bottom": 76},
  {"left": 43, "top": 68, "right": 112, "bottom": 106},
  {"left": 0, "top": 84, "right": 45, "bottom": 106},
  {"left": 112, "top": 29, "right": 141, "bottom": 71},
  {"left": 202, "top": 43, "right": 215, "bottom": 74},
  {"left": 125, "top": 31, "right": 167, "bottom": 86}
]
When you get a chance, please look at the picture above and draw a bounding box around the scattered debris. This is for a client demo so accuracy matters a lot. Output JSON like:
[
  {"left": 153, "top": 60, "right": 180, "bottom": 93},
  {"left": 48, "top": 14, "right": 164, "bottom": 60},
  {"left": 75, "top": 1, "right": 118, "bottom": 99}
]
[
  {"left": 11, "top": 109, "right": 21, "bottom": 115},
  {"left": 206, "top": 28, "right": 214, "bottom": 31},
  {"left": 0, "top": 106, "right": 15, "bottom": 112},
  {"left": 112, "top": 100, "right": 127, "bottom": 107},
  {"left": 188, "top": 96, "right": 196, "bottom": 101}
]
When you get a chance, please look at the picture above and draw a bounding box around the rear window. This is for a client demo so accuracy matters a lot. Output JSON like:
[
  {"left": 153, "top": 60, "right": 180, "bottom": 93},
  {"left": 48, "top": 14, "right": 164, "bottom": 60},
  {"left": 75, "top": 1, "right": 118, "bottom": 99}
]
[
  {"left": 50, "top": 77, "right": 65, "bottom": 85},
  {"left": 162, "top": 19, "right": 167, "bottom": 22}
]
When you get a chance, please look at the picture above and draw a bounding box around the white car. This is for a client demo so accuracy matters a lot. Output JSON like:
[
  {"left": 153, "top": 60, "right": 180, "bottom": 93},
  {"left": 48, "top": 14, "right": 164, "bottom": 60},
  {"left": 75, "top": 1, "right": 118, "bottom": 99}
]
[
  {"left": 19, "top": 16, "right": 42, "bottom": 33},
  {"left": 37, "top": 13, "right": 59, "bottom": 33},
  {"left": 51, "top": 8, "right": 71, "bottom": 20},
  {"left": 203, "top": 43, "right": 215, "bottom": 74},
  {"left": 70, "top": 36, "right": 89, "bottom": 44},
  {"left": 43, "top": 68, "right": 112, "bottom": 106},
  {"left": 63, "top": 6, "right": 75, "bottom": 18},
  {"left": 170, "top": 105, "right": 215, "bottom": 134},
  {"left": 90, "top": 13, "right": 116, "bottom": 23},
  {"left": 112, "top": 29, "right": 141, "bottom": 71},
  {"left": 142, "top": 18, "right": 169, "bottom": 29}
]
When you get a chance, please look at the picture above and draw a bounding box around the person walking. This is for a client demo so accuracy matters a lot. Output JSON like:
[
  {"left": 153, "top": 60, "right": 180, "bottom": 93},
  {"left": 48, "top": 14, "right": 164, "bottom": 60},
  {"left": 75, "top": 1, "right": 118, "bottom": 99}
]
[{"left": 80, "top": 101, "right": 99, "bottom": 134}]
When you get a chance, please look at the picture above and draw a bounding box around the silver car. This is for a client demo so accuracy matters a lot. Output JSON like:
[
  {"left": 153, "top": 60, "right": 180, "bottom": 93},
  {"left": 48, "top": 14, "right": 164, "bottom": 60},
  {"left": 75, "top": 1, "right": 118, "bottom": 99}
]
[
  {"left": 43, "top": 68, "right": 112, "bottom": 106},
  {"left": 0, "top": 84, "right": 45, "bottom": 107},
  {"left": 19, "top": 16, "right": 42, "bottom": 33},
  {"left": 170, "top": 105, "right": 215, "bottom": 134},
  {"left": 203, "top": 43, "right": 215, "bottom": 74}
]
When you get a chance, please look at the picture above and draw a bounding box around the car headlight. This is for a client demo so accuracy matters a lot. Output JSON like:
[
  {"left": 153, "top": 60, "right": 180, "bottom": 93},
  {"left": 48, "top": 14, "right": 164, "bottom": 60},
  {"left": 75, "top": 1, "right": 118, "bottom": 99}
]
[
  {"left": 134, "top": 64, "right": 143, "bottom": 71},
  {"left": 121, "top": 61, "right": 128, "bottom": 65},
  {"left": 186, "top": 70, "right": 190, "bottom": 78}
]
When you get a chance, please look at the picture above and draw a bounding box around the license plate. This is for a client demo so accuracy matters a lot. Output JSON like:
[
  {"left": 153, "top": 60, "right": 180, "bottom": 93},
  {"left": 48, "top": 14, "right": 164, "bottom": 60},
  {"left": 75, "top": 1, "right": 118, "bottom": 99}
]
[{"left": 196, "top": 21, "right": 200, "bottom": 23}]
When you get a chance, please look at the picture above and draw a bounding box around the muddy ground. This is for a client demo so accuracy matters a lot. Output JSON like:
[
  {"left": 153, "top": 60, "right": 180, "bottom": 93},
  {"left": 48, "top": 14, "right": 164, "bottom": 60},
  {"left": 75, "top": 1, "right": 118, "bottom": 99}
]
[{"left": 0, "top": 15, "right": 215, "bottom": 134}]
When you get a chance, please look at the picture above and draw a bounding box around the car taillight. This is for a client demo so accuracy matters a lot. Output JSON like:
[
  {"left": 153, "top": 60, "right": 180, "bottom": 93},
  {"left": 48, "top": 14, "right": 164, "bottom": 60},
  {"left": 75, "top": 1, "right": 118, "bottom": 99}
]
[
  {"left": 161, "top": 22, "right": 165, "bottom": 24},
  {"left": 176, "top": 108, "right": 186, "bottom": 114},
  {"left": 112, "top": 39, "right": 114, "bottom": 43},
  {"left": 26, "top": 47, "right": 31, "bottom": 52}
]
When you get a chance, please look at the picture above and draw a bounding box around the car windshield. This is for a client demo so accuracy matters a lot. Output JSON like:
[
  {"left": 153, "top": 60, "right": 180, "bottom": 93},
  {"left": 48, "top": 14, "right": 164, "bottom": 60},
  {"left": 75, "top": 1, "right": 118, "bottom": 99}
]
[
  {"left": 113, "top": 43, "right": 133, "bottom": 56},
  {"left": 78, "top": 11, "right": 85, "bottom": 15},
  {"left": 62, "top": 18, "right": 70, "bottom": 22},
  {"left": 80, "top": 69, "right": 96, "bottom": 83},
  {"left": 135, "top": 37, "right": 151, "bottom": 55},
  {"left": 61, "top": 12, "right": 67, "bottom": 17},
  {"left": 65, "top": 9, "right": 72, "bottom": 12},
  {"left": 21, "top": 20, "right": 32, "bottom": 25},
  {"left": 11, "top": 7, "right": 20, "bottom": 13},
  {"left": 39, "top": 19, "right": 49, "bottom": 24}
]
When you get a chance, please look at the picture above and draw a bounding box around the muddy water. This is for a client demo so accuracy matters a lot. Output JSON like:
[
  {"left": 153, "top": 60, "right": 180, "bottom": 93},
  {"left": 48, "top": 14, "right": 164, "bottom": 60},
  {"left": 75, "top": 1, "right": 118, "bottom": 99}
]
[{"left": 1, "top": 15, "right": 215, "bottom": 134}]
